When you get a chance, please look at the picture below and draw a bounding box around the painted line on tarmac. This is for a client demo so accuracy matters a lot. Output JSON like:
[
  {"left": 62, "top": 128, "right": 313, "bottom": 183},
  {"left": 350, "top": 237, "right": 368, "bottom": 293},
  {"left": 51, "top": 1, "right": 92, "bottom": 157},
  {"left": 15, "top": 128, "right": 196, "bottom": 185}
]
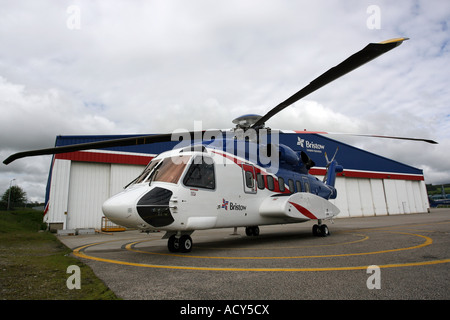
[
  {"left": 196, "top": 231, "right": 370, "bottom": 250},
  {"left": 72, "top": 231, "right": 450, "bottom": 271},
  {"left": 124, "top": 231, "right": 430, "bottom": 259},
  {"left": 126, "top": 232, "right": 372, "bottom": 259}
]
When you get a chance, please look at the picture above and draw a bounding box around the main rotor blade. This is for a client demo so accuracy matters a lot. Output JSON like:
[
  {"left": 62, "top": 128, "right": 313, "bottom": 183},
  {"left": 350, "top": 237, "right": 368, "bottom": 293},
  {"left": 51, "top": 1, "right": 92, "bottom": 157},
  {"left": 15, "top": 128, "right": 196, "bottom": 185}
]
[
  {"left": 251, "top": 38, "right": 409, "bottom": 129},
  {"left": 2, "top": 131, "right": 209, "bottom": 165},
  {"left": 352, "top": 133, "right": 438, "bottom": 144},
  {"left": 294, "top": 130, "right": 438, "bottom": 144}
]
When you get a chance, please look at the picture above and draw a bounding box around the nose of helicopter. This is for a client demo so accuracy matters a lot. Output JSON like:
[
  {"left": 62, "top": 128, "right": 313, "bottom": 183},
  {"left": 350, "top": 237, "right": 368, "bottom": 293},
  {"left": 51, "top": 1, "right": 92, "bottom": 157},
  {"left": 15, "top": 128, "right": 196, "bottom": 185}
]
[
  {"left": 102, "top": 189, "right": 140, "bottom": 228},
  {"left": 102, "top": 185, "right": 175, "bottom": 229}
]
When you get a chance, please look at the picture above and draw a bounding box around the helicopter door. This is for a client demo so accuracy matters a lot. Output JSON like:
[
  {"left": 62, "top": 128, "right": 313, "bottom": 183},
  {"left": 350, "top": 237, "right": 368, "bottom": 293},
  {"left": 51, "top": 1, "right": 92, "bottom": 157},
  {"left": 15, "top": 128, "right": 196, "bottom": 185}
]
[{"left": 241, "top": 163, "right": 257, "bottom": 194}]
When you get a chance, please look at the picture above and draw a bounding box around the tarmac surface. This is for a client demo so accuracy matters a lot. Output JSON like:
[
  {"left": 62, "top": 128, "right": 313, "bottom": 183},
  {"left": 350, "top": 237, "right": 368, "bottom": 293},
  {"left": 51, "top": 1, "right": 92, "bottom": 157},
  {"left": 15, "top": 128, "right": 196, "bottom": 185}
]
[{"left": 59, "top": 208, "right": 450, "bottom": 301}]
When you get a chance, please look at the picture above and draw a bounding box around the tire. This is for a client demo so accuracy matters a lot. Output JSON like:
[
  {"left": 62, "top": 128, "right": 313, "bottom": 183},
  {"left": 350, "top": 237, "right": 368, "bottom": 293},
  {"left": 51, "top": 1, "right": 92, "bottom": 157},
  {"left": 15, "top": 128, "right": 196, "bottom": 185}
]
[
  {"left": 168, "top": 235, "right": 179, "bottom": 252},
  {"left": 320, "top": 224, "right": 329, "bottom": 237},
  {"left": 179, "top": 235, "right": 193, "bottom": 253},
  {"left": 312, "top": 224, "right": 319, "bottom": 236},
  {"left": 246, "top": 226, "right": 260, "bottom": 236}
]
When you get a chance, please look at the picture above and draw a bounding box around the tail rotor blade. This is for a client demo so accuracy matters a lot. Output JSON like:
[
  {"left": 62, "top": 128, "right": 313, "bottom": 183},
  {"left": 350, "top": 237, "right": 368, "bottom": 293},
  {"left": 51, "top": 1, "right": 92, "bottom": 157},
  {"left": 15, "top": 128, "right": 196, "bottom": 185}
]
[{"left": 330, "top": 147, "right": 339, "bottom": 162}]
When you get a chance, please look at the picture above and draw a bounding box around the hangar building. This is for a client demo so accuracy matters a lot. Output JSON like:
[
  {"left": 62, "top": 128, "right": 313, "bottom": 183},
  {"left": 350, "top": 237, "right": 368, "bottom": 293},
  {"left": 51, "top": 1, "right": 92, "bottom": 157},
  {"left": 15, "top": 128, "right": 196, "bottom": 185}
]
[{"left": 43, "top": 132, "right": 430, "bottom": 231}]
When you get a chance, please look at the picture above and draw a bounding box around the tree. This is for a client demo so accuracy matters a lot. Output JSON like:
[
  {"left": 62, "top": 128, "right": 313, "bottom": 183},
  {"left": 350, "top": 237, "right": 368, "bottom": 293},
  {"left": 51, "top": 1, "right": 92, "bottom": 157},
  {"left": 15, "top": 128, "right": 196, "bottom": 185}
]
[{"left": 1, "top": 185, "right": 28, "bottom": 210}]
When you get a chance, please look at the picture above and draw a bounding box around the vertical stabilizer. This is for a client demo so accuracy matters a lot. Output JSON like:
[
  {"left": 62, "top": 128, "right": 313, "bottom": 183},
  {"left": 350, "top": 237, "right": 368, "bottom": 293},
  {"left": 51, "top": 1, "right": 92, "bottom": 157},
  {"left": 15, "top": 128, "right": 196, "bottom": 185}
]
[{"left": 324, "top": 160, "right": 343, "bottom": 188}]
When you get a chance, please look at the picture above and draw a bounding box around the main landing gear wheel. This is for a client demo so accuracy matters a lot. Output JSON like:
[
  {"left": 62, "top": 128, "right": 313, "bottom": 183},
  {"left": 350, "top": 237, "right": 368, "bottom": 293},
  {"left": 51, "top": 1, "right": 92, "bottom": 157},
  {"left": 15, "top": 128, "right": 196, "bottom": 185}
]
[
  {"left": 245, "top": 226, "right": 260, "bottom": 236},
  {"left": 168, "top": 235, "right": 193, "bottom": 253},
  {"left": 312, "top": 224, "right": 330, "bottom": 237}
]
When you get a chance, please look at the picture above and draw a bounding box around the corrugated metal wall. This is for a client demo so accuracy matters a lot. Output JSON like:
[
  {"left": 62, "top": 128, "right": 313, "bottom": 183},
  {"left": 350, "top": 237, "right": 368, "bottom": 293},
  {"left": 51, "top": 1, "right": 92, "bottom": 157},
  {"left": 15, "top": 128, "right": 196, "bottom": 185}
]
[
  {"left": 67, "top": 162, "right": 110, "bottom": 229},
  {"left": 44, "top": 159, "right": 71, "bottom": 227},
  {"left": 45, "top": 160, "right": 143, "bottom": 230},
  {"left": 330, "top": 177, "right": 428, "bottom": 218}
]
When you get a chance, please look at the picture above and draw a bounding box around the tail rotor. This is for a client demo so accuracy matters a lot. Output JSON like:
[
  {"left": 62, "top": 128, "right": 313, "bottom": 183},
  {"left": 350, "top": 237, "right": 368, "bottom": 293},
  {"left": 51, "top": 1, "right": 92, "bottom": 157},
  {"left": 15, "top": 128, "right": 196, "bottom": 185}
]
[{"left": 323, "top": 147, "right": 343, "bottom": 187}]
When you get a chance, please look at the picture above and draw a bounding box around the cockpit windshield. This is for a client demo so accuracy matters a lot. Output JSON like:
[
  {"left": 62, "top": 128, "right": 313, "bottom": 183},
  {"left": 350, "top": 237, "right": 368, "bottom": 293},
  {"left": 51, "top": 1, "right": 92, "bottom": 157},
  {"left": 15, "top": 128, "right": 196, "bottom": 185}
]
[
  {"left": 130, "top": 155, "right": 191, "bottom": 186},
  {"left": 130, "top": 154, "right": 215, "bottom": 188},
  {"left": 134, "top": 159, "right": 161, "bottom": 184},
  {"left": 147, "top": 155, "right": 191, "bottom": 184}
]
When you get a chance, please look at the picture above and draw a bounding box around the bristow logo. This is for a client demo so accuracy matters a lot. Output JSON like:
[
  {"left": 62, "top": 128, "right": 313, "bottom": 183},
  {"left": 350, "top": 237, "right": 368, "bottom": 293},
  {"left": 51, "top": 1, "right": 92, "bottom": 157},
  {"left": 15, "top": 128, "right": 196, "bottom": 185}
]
[
  {"left": 222, "top": 198, "right": 229, "bottom": 210},
  {"left": 297, "top": 137, "right": 325, "bottom": 152},
  {"left": 220, "top": 199, "right": 246, "bottom": 211}
]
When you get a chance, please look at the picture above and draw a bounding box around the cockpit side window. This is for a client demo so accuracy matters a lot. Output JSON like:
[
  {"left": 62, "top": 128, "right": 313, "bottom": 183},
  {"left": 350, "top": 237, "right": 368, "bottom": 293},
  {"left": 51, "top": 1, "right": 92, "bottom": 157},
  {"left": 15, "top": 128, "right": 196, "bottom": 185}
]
[{"left": 183, "top": 156, "right": 215, "bottom": 190}]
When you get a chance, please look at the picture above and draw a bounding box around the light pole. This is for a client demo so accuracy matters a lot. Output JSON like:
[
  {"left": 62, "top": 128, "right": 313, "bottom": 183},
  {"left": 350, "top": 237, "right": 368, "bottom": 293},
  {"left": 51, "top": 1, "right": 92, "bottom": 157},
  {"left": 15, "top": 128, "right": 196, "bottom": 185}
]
[{"left": 7, "top": 179, "right": 16, "bottom": 211}]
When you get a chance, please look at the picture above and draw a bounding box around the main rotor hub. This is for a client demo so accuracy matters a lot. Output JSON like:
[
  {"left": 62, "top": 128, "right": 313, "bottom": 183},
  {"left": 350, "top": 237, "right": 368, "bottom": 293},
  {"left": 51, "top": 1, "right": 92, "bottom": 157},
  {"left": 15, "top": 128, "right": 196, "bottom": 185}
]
[{"left": 232, "top": 114, "right": 264, "bottom": 130}]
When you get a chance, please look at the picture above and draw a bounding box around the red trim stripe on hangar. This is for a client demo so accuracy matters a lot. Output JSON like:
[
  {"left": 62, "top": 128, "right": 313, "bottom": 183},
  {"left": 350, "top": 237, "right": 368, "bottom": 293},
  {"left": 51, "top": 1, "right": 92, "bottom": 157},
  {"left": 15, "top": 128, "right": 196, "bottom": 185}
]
[{"left": 55, "top": 150, "right": 424, "bottom": 181}]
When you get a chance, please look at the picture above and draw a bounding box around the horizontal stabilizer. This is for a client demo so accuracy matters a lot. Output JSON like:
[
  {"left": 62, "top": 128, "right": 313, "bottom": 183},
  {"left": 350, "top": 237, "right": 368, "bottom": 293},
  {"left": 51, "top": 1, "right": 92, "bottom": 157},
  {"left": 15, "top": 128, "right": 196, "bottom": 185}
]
[{"left": 259, "top": 193, "right": 340, "bottom": 220}]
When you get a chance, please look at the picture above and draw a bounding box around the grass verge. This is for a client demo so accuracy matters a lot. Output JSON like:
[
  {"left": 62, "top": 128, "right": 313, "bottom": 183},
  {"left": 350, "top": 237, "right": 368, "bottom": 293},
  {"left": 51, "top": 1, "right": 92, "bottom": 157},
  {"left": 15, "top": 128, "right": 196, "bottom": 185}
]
[{"left": 0, "top": 209, "right": 119, "bottom": 300}]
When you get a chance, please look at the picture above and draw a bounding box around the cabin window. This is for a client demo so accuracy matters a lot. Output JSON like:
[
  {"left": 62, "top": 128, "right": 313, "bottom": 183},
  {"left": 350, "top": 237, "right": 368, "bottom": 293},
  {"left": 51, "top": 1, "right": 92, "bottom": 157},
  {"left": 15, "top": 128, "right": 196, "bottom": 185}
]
[
  {"left": 267, "top": 175, "right": 274, "bottom": 191},
  {"left": 304, "top": 181, "right": 310, "bottom": 193},
  {"left": 296, "top": 180, "right": 302, "bottom": 193},
  {"left": 183, "top": 156, "right": 215, "bottom": 190},
  {"left": 278, "top": 177, "right": 285, "bottom": 192},
  {"left": 149, "top": 155, "right": 190, "bottom": 184},
  {"left": 257, "top": 173, "right": 265, "bottom": 190},
  {"left": 288, "top": 179, "right": 295, "bottom": 193}
]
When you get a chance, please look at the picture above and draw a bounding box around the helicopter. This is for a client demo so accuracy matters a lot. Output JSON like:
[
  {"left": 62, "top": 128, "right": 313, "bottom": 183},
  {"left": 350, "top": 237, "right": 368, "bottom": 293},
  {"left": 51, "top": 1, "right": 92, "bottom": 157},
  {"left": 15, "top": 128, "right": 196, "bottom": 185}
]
[{"left": 3, "top": 38, "right": 437, "bottom": 253}]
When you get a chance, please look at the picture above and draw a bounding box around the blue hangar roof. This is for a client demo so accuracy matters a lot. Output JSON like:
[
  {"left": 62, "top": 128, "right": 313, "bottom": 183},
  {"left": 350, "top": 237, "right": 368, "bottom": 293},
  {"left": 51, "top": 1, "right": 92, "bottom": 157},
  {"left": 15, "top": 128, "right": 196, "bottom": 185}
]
[{"left": 51, "top": 132, "right": 424, "bottom": 180}]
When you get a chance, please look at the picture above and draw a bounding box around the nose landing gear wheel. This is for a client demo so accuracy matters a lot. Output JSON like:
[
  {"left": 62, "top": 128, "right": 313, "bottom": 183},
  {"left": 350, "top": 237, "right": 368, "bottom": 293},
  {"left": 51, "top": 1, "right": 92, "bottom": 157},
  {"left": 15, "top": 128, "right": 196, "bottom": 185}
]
[
  {"left": 179, "top": 235, "right": 193, "bottom": 253},
  {"left": 168, "top": 234, "right": 193, "bottom": 253},
  {"left": 168, "top": 235, "right": 179, "bottom": 252}
]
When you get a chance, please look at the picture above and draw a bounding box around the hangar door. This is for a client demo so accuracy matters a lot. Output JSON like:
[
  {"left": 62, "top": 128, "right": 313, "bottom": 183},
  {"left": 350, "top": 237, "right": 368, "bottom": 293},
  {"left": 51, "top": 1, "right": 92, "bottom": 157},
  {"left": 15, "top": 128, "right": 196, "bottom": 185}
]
[
  {"left": 64, "top": 162, "right": 145, "bottom": 229},
  {"left": 66, "top": 162, "right": 110, "bottom": 229}
]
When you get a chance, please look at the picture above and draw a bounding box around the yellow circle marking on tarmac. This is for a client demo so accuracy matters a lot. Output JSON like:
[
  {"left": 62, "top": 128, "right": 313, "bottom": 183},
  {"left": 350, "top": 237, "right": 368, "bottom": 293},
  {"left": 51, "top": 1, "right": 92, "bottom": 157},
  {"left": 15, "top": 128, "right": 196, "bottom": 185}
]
[
  {"left": 125, "top": 231, "right": 430, "bottom": 259},
  {"left": 197, "top": 231, "right": 370, "bottom": 250},
  {"left": 126, "top": 232, "right": 371, "bottom": 259},
  {"left": 72, "top": 231, "right": 450, "bottom": 271}
]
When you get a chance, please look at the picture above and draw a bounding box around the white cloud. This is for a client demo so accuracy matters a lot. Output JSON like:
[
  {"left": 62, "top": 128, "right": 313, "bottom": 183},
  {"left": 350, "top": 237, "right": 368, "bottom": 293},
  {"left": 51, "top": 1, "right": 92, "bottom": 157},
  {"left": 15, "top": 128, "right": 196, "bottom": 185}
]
[{"left": 0, "top": 77, "right": 116, "bottom": 150}]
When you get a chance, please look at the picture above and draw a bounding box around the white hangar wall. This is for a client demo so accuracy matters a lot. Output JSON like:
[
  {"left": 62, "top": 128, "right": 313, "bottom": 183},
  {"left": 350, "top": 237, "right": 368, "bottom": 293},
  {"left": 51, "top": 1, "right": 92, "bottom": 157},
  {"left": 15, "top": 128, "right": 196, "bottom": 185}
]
[
  {"left": 45, "top": 159, "right": 144, "bottom": 230},
  {"left": 328, "top": 176, "right": 428, "bottom": 218}
]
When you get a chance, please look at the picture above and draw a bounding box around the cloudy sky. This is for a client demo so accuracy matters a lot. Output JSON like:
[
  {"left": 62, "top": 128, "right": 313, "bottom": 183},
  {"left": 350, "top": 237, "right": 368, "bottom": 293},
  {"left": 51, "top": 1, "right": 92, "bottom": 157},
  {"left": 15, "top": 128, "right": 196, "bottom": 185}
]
[{"left": 1, "top": 0, "right": 449, "bottom": 203}]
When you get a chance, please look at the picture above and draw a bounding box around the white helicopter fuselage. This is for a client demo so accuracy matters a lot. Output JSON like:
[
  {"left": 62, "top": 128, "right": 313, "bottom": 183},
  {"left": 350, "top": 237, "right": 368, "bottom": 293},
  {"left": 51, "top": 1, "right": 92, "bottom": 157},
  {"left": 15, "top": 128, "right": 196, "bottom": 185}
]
[{"left": 102, "top": 146, "right": 340, "bottom": 238}]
